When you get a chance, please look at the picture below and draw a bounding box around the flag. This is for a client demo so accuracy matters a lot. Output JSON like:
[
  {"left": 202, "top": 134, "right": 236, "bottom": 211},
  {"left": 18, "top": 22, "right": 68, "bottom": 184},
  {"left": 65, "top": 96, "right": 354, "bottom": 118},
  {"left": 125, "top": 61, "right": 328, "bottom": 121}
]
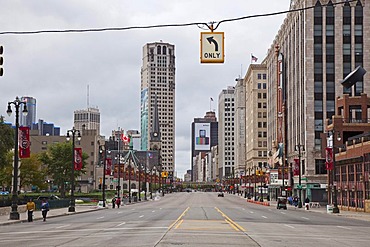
[
  {"left": 19, "top": 126, "right": 30, "bottom": 158},
  {"left": 325, "top": 147, "right": 333, "bottom": 170},
  {"left": 210, "top": 97, "right": 214, "bottom": 101},
  {"left": 294, "top": 158, "right": 300, "bottom": 176},
  {"left": 74, "top": 148, "right": 83, "bottom": 170},
  {"left": 105, "top": 158, "right": 112, "bottom": 175},
  {"left": 251, "top": 54, "right": 258, "bottom": 63},
  {"left": 121, "top": 133, "right": 130, "bottom": 143}
]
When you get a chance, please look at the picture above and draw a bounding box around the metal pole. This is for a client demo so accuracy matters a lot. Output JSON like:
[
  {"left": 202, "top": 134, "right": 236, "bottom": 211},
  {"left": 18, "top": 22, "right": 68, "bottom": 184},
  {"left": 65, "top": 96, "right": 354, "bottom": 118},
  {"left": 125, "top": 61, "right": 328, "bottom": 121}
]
[
  {"left": 8, "top": 98, "right": 24, "bottom": 220},
  {"left": 138, "top": 163, "right": 141, "bottom": 201},
  {"left": 260, "top": 169, "right": 264, "bottom": 202},
  {"left": 102, "top": 147, "right": 107, "bottom": 207},
  {"left": 254, "top": 166, "right": 257, "bottom": 200},
  {"left": 117, "top": 138, "right": 121, "bottom": 199},
  {"left": 68, "top": 129, "right": 76, "bottom": 212},
  {"left": 129, "top": 163, "right": 131, "bottom": 203},
  {"left": 298, "top": 145, "right": 302, "bottom": 208},
  {"left": 332, "top": 131, "right": 340, "bottom": 213}
]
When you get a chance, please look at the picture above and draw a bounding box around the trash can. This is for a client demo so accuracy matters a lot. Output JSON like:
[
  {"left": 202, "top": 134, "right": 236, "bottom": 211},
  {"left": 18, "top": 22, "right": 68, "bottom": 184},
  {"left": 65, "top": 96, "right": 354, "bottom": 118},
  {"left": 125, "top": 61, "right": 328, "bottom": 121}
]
[{"left": 327, "top": 205, "right": 333, "bottom": 213}]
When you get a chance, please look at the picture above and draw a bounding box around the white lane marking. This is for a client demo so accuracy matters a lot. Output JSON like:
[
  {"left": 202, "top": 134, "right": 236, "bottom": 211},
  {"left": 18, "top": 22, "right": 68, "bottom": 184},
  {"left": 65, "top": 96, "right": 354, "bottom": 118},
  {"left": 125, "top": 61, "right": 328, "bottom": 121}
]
[
  {"left": 139, "top": 215, "right": 144, "bottom": 218},
  {"left": 337, "top": 226, "right": 352, "bottom": 230},
  {"left": 55, "top": 225, "right": 70, "bottom": 229},
  {"left": 262, "top": 216, "right": 268, "bottom": 219},
  {"left": 284, "top": 224, "right": 295, "bottom": 229},
  {"left": 242, "top": 208, "right": 245, "bottom": 211},
  {"left": 152, "top": 210, "right": 155, "bottom": 213},
  {"left": 301, "top": 217, "right": 309, "bottom": 220},
  {"left": 97, "top": 216, "right": 104, "bottom": 219},
  {"left": 160, "top": 208, "right": 162, "bottom": 210},
  {"left": 132, "top": 209, "right": 135, "bottom": 211},
  {"left": 280, "top": 212, "right": 286, "bottom": 215},
  {"left": 118, "top": 212, "right": 123, "bottom": 214},
  {"left": 117, "top": 222, "right": 126, "bottom": 227},
  {"left": 250, "top": 211, "right": 254, "bottom": 214},
  {"left": 268, "top": 209, "right": 272, "bottom": 211}
]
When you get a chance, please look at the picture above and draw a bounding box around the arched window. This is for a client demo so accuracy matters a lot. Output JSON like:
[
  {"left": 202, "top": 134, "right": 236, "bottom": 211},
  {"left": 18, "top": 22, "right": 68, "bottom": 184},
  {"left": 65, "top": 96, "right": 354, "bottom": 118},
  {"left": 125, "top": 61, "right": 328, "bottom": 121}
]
[
  {"left": 157, "top": 46, "right": 161, "bottom": 55},
  {"left": 162, "top": 46, "right": 167, "bottom": 55}
]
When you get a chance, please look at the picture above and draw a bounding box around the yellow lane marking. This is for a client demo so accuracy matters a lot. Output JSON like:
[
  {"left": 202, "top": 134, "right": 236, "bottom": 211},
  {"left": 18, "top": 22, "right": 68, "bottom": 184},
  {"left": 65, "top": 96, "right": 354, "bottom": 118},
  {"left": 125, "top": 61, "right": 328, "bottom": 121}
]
[
  {"left": 225, "top": 219, "right": 239, "bottom": 232},
  {"left": 168, "top": 207, "right": 189, "bottom": 230},
  {"left": 215, "top": 207, "right": 246, "bottom": 232},
  {"left": 174, "top": 219, "right": 184, "bottom": 229}
]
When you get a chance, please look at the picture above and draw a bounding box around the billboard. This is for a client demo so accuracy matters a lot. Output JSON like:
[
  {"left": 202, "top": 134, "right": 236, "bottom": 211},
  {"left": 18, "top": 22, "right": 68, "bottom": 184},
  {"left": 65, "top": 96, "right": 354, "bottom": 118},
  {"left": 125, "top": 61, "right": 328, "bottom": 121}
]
[{"left": 194, "top": 123, "right": 210, "bottom": 151}]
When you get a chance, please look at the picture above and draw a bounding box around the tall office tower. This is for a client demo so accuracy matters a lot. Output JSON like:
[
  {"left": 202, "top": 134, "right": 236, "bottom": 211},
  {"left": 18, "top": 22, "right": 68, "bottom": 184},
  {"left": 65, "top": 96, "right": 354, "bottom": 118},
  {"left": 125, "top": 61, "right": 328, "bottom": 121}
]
[
  {"left": 234, "top": 78, "right": 246, "bottom": 177},
  {"left": 191, "top": 111, "right": 218, "bottom": 181},
  {"left": 265, "top": 0, "right": 370, "bottom": 199},
  {"left": 20, "top": 96, "right": 36, "bottom": 128},
  {"left": 218, "top": 87, "right": 236, "bottom": 179},
  {"left": 74, "top": 107, "right": 100, "bottom": 135},
  {"left": 141, "top": 41, "right": 176, "bottom": 178}
]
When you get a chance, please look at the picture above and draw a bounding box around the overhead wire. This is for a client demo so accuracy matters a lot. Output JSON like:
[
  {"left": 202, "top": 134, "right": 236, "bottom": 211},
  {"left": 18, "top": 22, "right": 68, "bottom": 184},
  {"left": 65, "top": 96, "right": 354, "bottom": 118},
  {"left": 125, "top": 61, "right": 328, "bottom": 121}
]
[{"left": 0, "top": 0, "right": 356, "bottom": 36}]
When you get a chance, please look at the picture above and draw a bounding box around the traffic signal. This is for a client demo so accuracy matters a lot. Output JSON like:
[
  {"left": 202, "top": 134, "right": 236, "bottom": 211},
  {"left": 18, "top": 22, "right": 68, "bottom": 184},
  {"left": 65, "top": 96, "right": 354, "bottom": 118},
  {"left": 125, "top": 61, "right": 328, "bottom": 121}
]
[{"left": 0, "top": 46, "right": 3, "bottom": 76}]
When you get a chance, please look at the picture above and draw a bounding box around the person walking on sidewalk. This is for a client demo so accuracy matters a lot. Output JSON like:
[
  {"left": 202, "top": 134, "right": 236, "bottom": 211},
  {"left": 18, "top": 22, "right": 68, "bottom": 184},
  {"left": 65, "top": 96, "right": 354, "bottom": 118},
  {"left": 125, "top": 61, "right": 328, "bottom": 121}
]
[
  {"left": 26, "top": 198, "right": 36, "bottom": 222},
  {"left": 116, "top": 197, "right": 121, "bottom": 208},
  {"left": 41, "top": 199, "right": 50, "bottom": 222},
  {"left": 305, "top": 197, "right": 310, "bottom": 210},
  {"left": 112, "top": 197, "right": 116, "bottom": 208}
]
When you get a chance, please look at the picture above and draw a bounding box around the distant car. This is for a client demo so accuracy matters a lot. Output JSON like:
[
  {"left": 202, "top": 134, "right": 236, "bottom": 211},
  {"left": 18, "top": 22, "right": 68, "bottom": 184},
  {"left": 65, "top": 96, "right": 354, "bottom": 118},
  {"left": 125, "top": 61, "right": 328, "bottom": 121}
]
[
  {"left": 36, "top": 195, "right": 60, "bottom": 201},
  {"left": 218, "top": 192, "right": 224, "bottom": 197}
]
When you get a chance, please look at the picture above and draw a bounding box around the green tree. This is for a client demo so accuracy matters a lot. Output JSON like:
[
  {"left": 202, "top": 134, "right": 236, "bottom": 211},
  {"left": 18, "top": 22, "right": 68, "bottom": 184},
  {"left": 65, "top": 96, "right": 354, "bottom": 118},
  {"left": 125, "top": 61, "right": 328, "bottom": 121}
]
[
  {"left": 39, "top": 142, "right": 88, "bottom": 197},
  {"left": 0, "top": 151, "right": 13, "bottom": 190},
  {"left": 0, "top": 116, "right": 14, "bottom": 170},
  {"left": 20, "top": 153, "right": 48, "bottom": 191}
]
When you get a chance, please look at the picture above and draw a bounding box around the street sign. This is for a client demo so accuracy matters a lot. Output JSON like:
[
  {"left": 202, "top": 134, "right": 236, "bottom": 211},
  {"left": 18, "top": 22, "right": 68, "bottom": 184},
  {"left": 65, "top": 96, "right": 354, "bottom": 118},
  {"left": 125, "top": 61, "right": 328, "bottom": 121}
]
[{"left": 200, "top": 32, "right": 224, "bottom": 63}]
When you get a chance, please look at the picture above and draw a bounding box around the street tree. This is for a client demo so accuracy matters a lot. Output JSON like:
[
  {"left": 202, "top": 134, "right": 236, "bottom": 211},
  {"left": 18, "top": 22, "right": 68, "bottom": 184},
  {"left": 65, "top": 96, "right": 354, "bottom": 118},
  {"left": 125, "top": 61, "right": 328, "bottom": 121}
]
[
  {"left": 20, "top": 153, "right": 48, "bottom": 191},
  {"left": 0, "top": 116, "right": 14, "bottom": 170},
  {"left": 0, "top": 151, "right": 12, "bottom": 191},
  {"left": 39, "top": 141, "right": 88, "bottom": 197}
]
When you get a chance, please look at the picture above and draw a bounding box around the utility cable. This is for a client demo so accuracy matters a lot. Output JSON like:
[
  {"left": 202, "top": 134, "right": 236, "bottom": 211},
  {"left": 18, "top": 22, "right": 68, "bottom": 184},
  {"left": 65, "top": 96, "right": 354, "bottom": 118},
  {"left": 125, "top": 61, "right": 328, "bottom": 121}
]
[{"left": 0, "top": 0, "right": 356, "bottom": 35}]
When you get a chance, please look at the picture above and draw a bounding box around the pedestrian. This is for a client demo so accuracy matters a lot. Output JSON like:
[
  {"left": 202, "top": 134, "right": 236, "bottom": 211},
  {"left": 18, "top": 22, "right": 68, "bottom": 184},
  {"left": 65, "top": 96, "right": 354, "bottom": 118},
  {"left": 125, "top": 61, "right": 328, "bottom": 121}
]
[
  {"left": 41, "top": 199, "right": 49, "bottom": 222},
  {"left": 293, "top": 196, "right": 298, "bottom": 208},
  {"left": 112, "top": 197, "right": 116, "bottom": 208},
  {"left": 26, "top": 198, "right": 36, "bottom": 222},
  {"left": 116, "top": 197, "right": 121, "bottom": 208},
  {"left": 305, "top": 197, "right": 310, "bottom": 210}
]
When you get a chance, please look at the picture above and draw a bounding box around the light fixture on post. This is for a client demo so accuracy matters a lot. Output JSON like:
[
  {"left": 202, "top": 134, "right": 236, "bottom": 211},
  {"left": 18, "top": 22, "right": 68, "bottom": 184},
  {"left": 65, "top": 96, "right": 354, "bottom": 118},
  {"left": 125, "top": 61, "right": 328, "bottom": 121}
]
[
  {"left": 295, "top": 144, "right": 304, "bottom": 208},
  {"left": 7, "top": 96, "right": 28, "bottom": 220},
  {"left": 99, "top": 145, "right": 110, "bottom": 207},
  {"left": 66, "top": 127, "right": 81, "bottom": 213},
  {"left": 327, "top": 130, "right": 341, "bottom": 214}
]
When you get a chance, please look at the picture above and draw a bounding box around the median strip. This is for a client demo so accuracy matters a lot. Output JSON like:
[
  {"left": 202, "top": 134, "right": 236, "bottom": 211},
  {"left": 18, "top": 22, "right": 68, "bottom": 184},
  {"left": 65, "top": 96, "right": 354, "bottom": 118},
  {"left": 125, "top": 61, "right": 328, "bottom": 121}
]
[{"left": 215, "top": 207, "right": 246, "bottom": 232}]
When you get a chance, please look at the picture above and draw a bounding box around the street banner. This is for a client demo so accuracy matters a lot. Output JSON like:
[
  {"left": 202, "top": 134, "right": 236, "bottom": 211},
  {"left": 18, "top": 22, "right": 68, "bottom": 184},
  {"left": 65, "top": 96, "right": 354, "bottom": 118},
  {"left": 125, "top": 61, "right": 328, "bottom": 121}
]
[
  {"left": 19, "top": 126, "right": 30, "bottom": 158},
  {"left": 326, "top": 147, "right": 334, "bottom": 170},
  {"left": 105, "top": 158, "right": 112, "bottom": 175},
  {"left": 294, "top": 158, "right": 300, "bottom": 176},
  {"left": 74, "top": 148, "right": 82, "bottom": 170}
]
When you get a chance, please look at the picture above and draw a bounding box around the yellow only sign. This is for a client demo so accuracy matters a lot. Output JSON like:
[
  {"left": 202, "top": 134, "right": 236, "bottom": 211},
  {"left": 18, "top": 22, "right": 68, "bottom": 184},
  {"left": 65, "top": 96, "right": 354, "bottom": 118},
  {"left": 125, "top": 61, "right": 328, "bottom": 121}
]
[
  {"left": 200, "top": 32, "right": 225, "bottom": 63},
  {"left": 161, "top": 171, "right": 168, "bottom": 178}
]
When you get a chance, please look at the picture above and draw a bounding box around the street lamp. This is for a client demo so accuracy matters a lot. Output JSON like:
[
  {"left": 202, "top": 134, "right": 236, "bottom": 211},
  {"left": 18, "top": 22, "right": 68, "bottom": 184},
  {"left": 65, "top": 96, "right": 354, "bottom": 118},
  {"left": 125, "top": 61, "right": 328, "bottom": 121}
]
[
  {"left": 66, "top": 127, "right": 81, "bottom": 213},
  {"left": 295, "top": 144, "right": 305, "bottom": 208},
  {"left": 99, "top": 145, "right": 110, "bottom": 207},
  {"left": 328, "top": 130, "right": 341, "bottom": 214},
  {"left": 6, "top": 96, "right": 28, "bottom": 220}
]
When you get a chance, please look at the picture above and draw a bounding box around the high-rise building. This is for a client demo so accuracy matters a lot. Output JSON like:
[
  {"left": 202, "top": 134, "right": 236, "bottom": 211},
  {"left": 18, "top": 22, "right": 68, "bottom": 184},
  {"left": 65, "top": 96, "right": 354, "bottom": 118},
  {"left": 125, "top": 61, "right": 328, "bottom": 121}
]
[
  {"left": 191, "top": 111, "right": 218, "bottom": 181},
  {"left": 20, "top": 96, "right": 36, "bottom": 128},
  {"left": 141, "top": 41, "right": 176, "bottom": 178},
  {"left": 218, "top": 87, "right": 236, "bottom": 179},
  {"left": 265, "top": 0, "right": 369, "bottom": 200},
  {"left": 74, "top": 107, "right": 100, "bottom": 135}
]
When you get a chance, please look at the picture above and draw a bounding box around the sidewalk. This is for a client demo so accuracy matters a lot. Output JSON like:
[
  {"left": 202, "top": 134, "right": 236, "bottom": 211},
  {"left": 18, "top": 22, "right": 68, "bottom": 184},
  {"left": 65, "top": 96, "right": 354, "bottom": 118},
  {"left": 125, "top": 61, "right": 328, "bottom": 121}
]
[
  {"left": 0, "top": 205, "right": 105, "bottom": 226},
  {"left": 255, "top": 198, "right": 370, "bottom": 222}
]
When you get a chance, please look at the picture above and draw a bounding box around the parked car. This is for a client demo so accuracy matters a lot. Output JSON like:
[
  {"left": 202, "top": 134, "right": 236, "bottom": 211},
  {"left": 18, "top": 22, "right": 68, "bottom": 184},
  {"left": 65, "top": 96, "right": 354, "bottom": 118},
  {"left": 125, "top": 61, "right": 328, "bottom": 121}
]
[
  {"left": 218, "top": 192, "right": 224, "bottom": 197},
  {"left": 36, "top": 195, "right": 60, "bottom": 201}
]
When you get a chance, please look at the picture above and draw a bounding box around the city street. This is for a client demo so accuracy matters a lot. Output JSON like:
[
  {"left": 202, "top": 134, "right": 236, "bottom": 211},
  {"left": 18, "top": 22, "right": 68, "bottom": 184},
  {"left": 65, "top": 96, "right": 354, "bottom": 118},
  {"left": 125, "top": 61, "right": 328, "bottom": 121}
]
[{"left": 1, "top": 192, "right": 370, "bottom": 247}]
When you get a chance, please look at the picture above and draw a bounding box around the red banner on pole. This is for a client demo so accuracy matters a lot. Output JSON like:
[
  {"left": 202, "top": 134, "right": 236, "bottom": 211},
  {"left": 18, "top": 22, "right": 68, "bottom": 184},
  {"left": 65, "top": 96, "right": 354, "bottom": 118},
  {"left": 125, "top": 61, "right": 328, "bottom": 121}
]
[
  {"left": 325, "top": 147, "right": 333, "bottom": 170},
  {"left": 74, "top": 148, "right": 82, "bottom": 170},
  {"left": 105, "top": 158, "right": 112, "bottom": 175},
  {"left": 294, "top": 158, "right": 300, "bottom": 176},
  {"left": 19, "top": 126, "right": 30, "bottom": 158}
]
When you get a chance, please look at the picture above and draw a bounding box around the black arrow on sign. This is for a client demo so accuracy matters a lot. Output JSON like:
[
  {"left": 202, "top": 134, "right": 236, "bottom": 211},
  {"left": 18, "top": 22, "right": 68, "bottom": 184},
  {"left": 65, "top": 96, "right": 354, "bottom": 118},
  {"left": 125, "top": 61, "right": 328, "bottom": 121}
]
[{"left": 206, "top": 36, "right": 219, "bottom": 51}]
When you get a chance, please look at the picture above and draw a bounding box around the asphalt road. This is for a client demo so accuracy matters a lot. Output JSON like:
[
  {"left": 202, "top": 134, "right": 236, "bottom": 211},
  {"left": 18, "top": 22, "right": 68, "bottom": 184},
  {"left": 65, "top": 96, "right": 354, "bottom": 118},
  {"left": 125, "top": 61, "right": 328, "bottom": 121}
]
[{"left": 1, "top": 192, "right": 370, "bottom": 247}]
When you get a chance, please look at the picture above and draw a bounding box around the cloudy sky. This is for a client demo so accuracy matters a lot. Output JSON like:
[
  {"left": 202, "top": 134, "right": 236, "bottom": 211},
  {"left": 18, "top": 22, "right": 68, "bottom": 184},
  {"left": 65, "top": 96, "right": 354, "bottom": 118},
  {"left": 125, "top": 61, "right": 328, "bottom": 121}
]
[{"left": 1, "top": 0, "right": 290, "bottom": 178}]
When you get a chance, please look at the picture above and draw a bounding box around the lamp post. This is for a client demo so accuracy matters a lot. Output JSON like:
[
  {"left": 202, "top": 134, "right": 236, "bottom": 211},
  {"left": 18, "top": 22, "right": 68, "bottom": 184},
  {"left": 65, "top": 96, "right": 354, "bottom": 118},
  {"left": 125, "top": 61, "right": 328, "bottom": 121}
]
[
  {"left": 117, "top": 138, "right": 121, "bottom": 200},
  {"left": 138, "top": 163, "right": 142, "bottom": 202},
  {"left": 295, "top": 144, "right": 304, "bottom": 208},
  {"left": 253, "top": 165, "right": 257, "bottom": 200},
  {"left": 259, "top": 167, "right": 264, "bottom": 202},
  {"left": 66, "top": 127, "right": 81, "bottom": 213},
  {"left": 328, "top": 130, "right": 341, "bottom": 214},
  {"left": 99, "top": 145, "right": 110, "bottom": 207},
  {"left": 6, "top": 96, "right": 28, "bottom": 220},
  {"left": 128, "top": 162, "right": 132, "bottom": 203}
]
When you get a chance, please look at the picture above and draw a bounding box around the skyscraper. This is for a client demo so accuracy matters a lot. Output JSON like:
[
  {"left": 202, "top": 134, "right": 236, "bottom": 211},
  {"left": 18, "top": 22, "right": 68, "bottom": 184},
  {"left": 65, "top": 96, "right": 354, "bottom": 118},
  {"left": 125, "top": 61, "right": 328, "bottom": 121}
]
[
  {"left": 74, "top": 107, "right": 100, "bottom": 135},
  {"left": 266, "top": 0, "right": 369, "bottom": 199},
  {"left": 20, "top": 96, "right": 36, "bottom": 128},
  {"left": 141, "top": 41, "right": 176, "bottom": 178},
  {"left": 218, "top": 87, "right": 236, "bottom": 179}
]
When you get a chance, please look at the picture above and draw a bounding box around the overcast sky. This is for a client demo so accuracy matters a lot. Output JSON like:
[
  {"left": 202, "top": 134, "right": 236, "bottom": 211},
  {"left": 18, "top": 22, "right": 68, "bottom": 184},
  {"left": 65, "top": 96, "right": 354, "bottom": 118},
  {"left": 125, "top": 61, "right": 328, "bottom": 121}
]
[{"left": 1, "top": 0, "right": 290, "bottom": 178}]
